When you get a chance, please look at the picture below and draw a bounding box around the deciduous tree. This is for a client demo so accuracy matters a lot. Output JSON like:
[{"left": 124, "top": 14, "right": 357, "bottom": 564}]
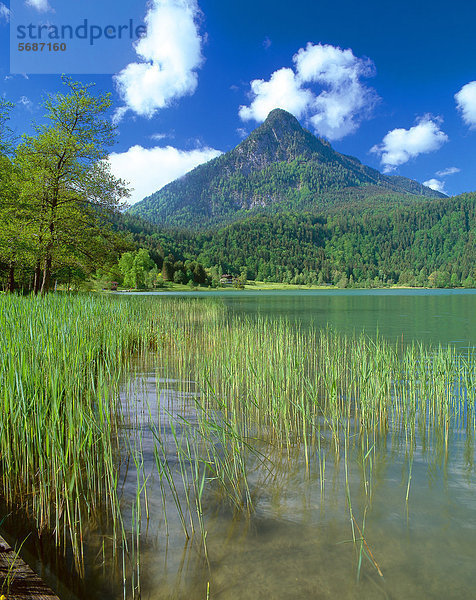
[{"left": 15, "top": 78, "right": 129, "bottom": 293}]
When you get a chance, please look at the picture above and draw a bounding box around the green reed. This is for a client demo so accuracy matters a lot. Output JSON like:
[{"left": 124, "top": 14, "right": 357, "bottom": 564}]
[
  {"left": 151, "top": 307, "right": 475, "bottom": 581},
  {"left": 158, "top": 314, "right": 474, "bottom": 455},
  {"left": 1, "top": 293, "right": 474, "bottom": 595},
  {"left": 0, "top": 294, "right": 219, "bottom": 577},
  {"left": 0, "top": 294, "right": 145, "bottom": 572}
]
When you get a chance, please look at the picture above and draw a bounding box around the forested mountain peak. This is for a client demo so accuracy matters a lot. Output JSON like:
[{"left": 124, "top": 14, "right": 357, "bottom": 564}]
[{"left": 130, "top": 109, "right": 446, "bottom": 230}]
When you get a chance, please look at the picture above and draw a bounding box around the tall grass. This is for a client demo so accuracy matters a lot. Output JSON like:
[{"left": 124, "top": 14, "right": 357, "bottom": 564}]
[
  {"left": 158, "top": 315, "right": 475, "bottom": 453},
  {"left": 152, "top": 311, "right": 475, "bottom": 581},
  {"left": 0, "top": 294, "right": 148, "bottom": 572},
  {"left": 0, "top": 293, "right": 474, "bottom": 596}
]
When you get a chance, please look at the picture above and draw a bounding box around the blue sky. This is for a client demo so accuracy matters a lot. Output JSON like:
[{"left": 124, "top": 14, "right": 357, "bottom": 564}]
[{"left": 1, "top": 0, "right": 476, "bottom": 204}]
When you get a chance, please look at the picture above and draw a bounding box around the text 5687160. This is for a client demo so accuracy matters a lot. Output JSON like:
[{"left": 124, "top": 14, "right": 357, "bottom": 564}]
[{"left": 18, "top": 43, "right": 67, "bottom": 52}]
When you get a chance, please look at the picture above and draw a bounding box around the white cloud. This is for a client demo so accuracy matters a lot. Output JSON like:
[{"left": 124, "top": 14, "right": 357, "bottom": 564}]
[
  {"left": 111, "top": 106, "right": 128, "bottom": 126},
  {"left": 114, "top": 0, "right": 203, "bottom": 120},
  {"left": 25, "top": 0, "right": 52, "bottom": 12},
  {"left": 296, "top": 44, "right": 378, "bottom": 140},
  {"left": 150, "top": 132, "right": 170, "bottom": 141},
  {"left": 0, "top": 2, "right": 10, "bottom": 20},
  {"left": 18, "top": 95, "right": 33, "bottom": 111},
  {"left": 239, "top": 43, "right": 378, "bottom": 140},
  {"left": 436, "top": 167, "right": 460, "bottom": 177},
  {"left": 455, "top": 81, "right": 476, "bottom": 128},
  {"left": 294, "top": 43, "right": 374, "bottom": 85},
  {"left": 108, "top": 144, "right": 222, "bottom": 205},
  {"left": 239, "top": 68, "right": 313, "bottom": 122},
  {"left": 423, "top": 178, "right": 446, "bottom": 194},
  {"left": 370, "top": 115, "right": 448, "bottom": 172}
]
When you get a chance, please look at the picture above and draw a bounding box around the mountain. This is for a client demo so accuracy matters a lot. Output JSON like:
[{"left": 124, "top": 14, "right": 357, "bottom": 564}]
[{"left": 130, "top": 108, "right": 446, "bottom": 230}]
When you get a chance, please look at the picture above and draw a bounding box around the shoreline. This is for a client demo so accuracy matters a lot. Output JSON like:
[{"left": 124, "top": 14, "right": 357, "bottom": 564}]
[{"left": 109, "top": 281, "right": 476, "bottom": 293}]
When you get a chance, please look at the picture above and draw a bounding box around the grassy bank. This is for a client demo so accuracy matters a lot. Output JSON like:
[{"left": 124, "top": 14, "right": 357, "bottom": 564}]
[{"left": 108, "top": 280, "right": 472, "bottom": 293}]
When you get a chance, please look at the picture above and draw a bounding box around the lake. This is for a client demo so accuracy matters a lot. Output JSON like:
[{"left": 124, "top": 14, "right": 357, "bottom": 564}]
[
  {"left": 34, "top": 290, "right": 476, "bottom": 599},
  {"left": 102, "top": 290, "right": 476, "bottom": 600},
  {"left": 124, "top": 288, "right": 476, "bottom": 347}
]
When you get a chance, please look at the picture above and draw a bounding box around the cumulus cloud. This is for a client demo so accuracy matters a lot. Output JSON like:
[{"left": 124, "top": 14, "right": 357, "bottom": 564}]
[
  {"left": 425, "top": 166, "right": 460, "bottom": 194},
  {"left": 25, "top": 0, "right": 52, "bottom": 12},
  {"left": 370, "top": 115, "right": 448, "bottom": 172},
  {"left": 18, "top": 95, "right": 34, "bottom": 111},
  {"left": 436, "top": 167, "right": 460, "bottom": 177},
  {"left": 423, "top": 178, "right": 446, "bottom": 194},
  {"left": 114, "top": 0, "right": 203, "bottom": 120},
  {"left": 108, "top": 144, "right": 221, "bottom": 205},
  {"left": 239, "top": 43, "right": 378, "bottom": 140},
  {"left": 239, "top": 68, "right": 313, "bottom": 122},
  {"left": 455, "top": 81, "right": 476, "bottom": 128},
  {"left": 0, "top": 2, "right": 10, "bottom": 20}
]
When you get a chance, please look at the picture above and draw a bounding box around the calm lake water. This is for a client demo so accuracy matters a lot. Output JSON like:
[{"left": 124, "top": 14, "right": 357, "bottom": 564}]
[
  {"left": 60, "top": 291, "right": 476, "bottom": 598},
  {"left": 125, "top": 288, "right": 476, "bottom": 348},
  {"left": 107, "top": 290, "right": 476, "bottom": 600}
]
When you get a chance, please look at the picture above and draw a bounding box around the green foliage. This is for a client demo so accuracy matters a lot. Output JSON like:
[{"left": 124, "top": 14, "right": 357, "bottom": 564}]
[
  {"left": 1, "top": 78, "right": 130, "bottom": 293},
  {"left": 109, "top": 211, "right": 185, "bottom": 263},
  {"left": 0, "top": 155, "right": 29, "bottom": 270},
  {"left": 188, "top": 193, "right": 476, "bottom": 287},
  {"left": 115, "top": 248, "right": 209, "bottom": 289},
  {"left": 119, "top": 248, "right": 156, "bottom": 289},
  {"left": 463, "top": 275, "right": 475, "bottom": 288},
  {"left": 0, "top": 106, "right": 31, "bottom": 292},
  {"left": 0, "top": 99, "right": 14, "bottom": 154},
  {"left": 173, "top": 269, "right": 187, "bottom": 284}
]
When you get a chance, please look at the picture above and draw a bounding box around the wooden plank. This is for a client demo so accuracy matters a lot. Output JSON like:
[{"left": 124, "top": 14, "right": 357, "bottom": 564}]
[{"left": 0, "top": 534, "right": 60, "bottom": 600}]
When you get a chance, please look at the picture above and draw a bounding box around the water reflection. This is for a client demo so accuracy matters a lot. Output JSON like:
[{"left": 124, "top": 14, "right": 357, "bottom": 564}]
[
  {"left": 116, "top": 362, "right": 476, "bottom": 600},
  {"left": 119, "top": 289, "right": 476, "bottom": 348}
]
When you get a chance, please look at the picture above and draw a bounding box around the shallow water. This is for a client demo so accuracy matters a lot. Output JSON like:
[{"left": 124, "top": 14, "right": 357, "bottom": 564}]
[
  {"left": 35, "top": 291, "right": 475, "bottom": 599},
  {"left": 116, "top": 362, "right": 476, "bottom": 600},
  {"left": 119, "top": 289, "right": 476, "bottom": 348}
]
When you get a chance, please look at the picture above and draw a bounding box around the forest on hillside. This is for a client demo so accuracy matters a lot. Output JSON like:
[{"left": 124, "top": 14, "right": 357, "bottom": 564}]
[
  {"left": 110, "top": 193, "right": 476, "bottom": 289},
  {"left": 190, "top": 193, "right": 476, "bottom": 287}
]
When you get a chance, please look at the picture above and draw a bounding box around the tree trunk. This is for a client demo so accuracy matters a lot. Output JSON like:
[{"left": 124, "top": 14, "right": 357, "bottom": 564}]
[
  {"left": 40, "top": 254, "right": 52, "bottom": 294},
  {"left": 6, "top": 263, "right": 15, "bottom": 293},
  {"left": 41, "top": 217, "right": 55, "bottom": 294},
  {"left": 33, "top": 260, "right": 42, "bottom": 294}
]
